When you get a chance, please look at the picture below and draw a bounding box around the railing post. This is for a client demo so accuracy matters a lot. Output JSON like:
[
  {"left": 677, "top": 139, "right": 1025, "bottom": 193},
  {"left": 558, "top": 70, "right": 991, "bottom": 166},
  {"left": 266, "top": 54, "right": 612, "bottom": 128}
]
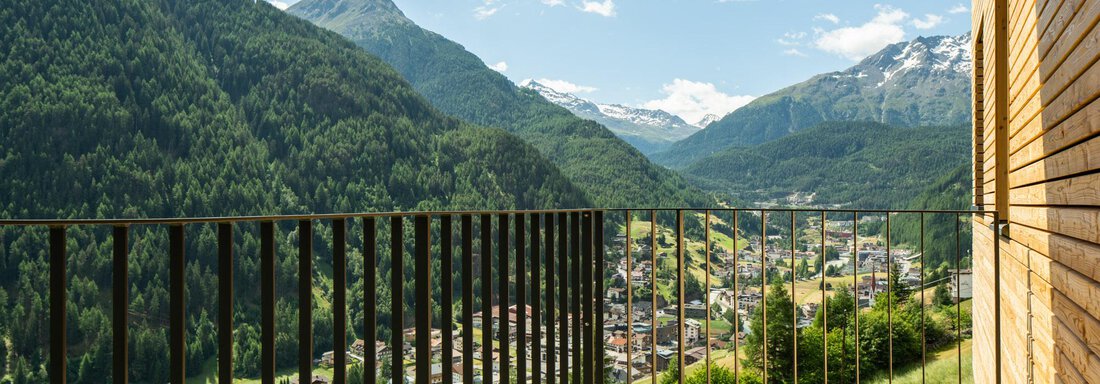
[
  {"left": 531, "top": 214, "right": 542, "bottom": 384},
  {"left": 461, "top": 215, "right": 474, "bottom": 384},
  {"left": 392, "top": 216, "right": 404, "bottom": 384},
  {"left": 517, "top": 214, "right": 527, "bottom": 384},
  {"left": 761, "top": 211, "right": 768, "bottom": 384},
  {"left": 442, "top": 215, "right": 454, "bottom": 384},
  {"left": 333, "top": 218, "right": 348, "bottom": 382},
  {"left": 217, "top": 223, "right": 233, "bottom": 383},
  {"left": 363, "top": 217, "right": 377, "bottom": 384},
  {"left": 481, "top": 214, "right": 493, "bottom": 384},
  {"left": 581, "top": 211, "right": 593, "bottom": 384},
  {"left": 170, "top": 224, "right": 187, "bottom": 384},
  {"left": 415, "top": 215, "right": 431, "bottom": 384},
  {"left": 260, "top": 221, "right": 275, "bottom": 384},
  {"left": 625, "top": 211, "right": 633, "bottom": 384},
  {"left": 299, "top": 220, "right": 313, "bottom": 384},
  {"left": 558, "top": 212, "right": 568, "bottom": 384},
  {"left": 49, "top": 226, "right": 67, "bottom": 384},
  {"left": 594, "top": 211, "right": 605, "bottom": 384},
  {"left": 570, "top": 212, "right": 581, "bottom": 384},
  {"left": 545, "top": 213, "right": 556, "bottom": 384},
  {"left": 649, "top": 211, "right": 656, "bottom": 384},
  {"left": 112, "top": 226, "right": 128, "bottom": 384},
  {"left": 498, "top": 214, "right": 510, "bottom": 384},
  {"left": 676, "top": 210, "right": 685, "bottom": 384}
]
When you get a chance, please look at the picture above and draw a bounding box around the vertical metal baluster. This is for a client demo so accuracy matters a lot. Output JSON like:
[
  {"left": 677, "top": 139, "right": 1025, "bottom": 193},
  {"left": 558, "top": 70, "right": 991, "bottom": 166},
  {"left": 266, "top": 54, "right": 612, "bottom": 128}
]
[
  {"left": 676, "top": 210, "right": 685, "bottom": 384},
  {"left": 650, "top": 211, "right": 656, "bottom": 384},
  {"left": 481, "top": 214, "right": 493, "bottom": 384},
  {"left": 334, "top": 219, "right": 348, "bottom": 382},
  {"left": 517, "top": 214, "right": 527, "bottom": 384},
  {"left": 415, "top": 215, "right": 432, "bottom": 384},
  {"left": 854, "top": 212, "right": 860, "bottom": 384},
  {"left": 462, "top": 215, "right": 475, "bottom": 384},
  {"left": 559, "top": 212, "right": 568, "bottom": 384},
  {"left": 442, "top": 216, "right": 454, "bottom": 384},
  {"left": 625, "top": 211, "right": 633, "bottom": 384},
  {"left": 594, "top": 211, "right": 606, "bottom": 384},
  {"left": 792, "top": 211, "right": 798, "bottom": 384},
  {"left": 364, "top": 218, "right": 377, "bottom": 384},
  {"left": 300, "top": 221, "right": 314, "bottom": 383},
  {"left": 705, "top": 211, "right": 711, "bottom": 384},
  {"left": 571, "top": 212, "right": 581, "bottom": 384},
  {"left": 887, "top": 213, "right": 892, "bottom": 384},
  {"left": 920, "top": 213, "right": 926, "bottom": 384},
  {"left": 546, "top": 214, "right": 556, "bottom": 384},
  {"left": 761, "top": 212, "right": 768, "bottom": 384},
  {"left": 113, "top": 226, "right": 128, "bottom": 384},
  {"left": 582, "top": 212, "right": 594, "bottom": 384},
  {"left": 499, "top": 214, "right": 510, "bottom": 384},
  {"left": 532, "top": 215, "right": 542, "bottom": 384},
  {"left": 218, "top": 223, "right": 234, "bottom": 384},
  {"left": 50, "top": 226, "right": 67, "bottom": 384},
  {"left": 171, "top": 224, "right": 188, "bottom": 384},
  {"left": 260, "top": 222, "right": 275, "bottom": 384},
  {"left": 392, "top": 217, "right": 404, "bottom": 384},
  {"left": 821, "top": 211, "right": 828, "bottom": 384},
  {"left": 956, "top": 214, "right": 962, "bottom": 384},
  {"left": 733, "top": 211, "right": 740, "bottom": 380}
]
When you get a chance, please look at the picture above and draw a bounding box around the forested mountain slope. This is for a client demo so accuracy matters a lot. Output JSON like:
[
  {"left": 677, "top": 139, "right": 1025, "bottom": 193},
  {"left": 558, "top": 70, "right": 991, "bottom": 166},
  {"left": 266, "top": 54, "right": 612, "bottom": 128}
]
[
  {"left": 289, "top": 0, "right": 711, "bottom": 208},
  {"left": 0, "top": 0, "right": 586, "bottom": 381},
  {"left": 683, "top": 122, "right": 969, "bottom": 209}
]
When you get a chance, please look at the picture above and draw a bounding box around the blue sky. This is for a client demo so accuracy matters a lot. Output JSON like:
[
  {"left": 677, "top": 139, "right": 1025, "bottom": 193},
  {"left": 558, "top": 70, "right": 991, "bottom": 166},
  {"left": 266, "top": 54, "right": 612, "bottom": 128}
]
[{"left": 273, "top": 0, "right": 972, "bottom": 123}]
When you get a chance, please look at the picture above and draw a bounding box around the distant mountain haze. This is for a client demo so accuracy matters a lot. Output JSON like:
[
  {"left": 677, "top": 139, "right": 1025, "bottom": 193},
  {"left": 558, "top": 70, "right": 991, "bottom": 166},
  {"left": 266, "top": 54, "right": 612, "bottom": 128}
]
[
  {"left": 653, "top": 33, "right": 973, "bottom": 169},
  {"left": 520, "top": 79, "right": 700, "bottom": 154},
  {"left": 289, "top": 0, "right": 711, "bottom": 207}
]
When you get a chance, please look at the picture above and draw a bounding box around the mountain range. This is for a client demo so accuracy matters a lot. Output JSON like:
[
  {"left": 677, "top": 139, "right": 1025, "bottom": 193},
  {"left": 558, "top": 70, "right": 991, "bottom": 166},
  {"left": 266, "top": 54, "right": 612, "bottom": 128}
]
[
  {"left": 289, "top": 0, "right": 710, "bottom": 208},
  {"left": 653, "top": 33, "right": 973, "bottom": 169},
  {"left": 519, "top": 79, "right": 700, "bottom": 154}
]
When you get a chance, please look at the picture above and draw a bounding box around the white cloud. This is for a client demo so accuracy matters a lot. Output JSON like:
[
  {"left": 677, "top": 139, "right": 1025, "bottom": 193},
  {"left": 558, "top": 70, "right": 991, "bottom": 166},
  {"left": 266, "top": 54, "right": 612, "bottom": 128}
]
[
  {"left": 266, "top": 0, "right": 289, "bottom": 10},
  {"left": 815, "top": 13, "right": 840, "bottom": 24},
  {"left": 530, "top": 78, "right": 599, "bottom": 93},
  {"left": 488, "top": 61, "right": 509, "bottom": 72},
  {"left": 474, "top": 0, "right": 502, "bottom": 20},
  {"left": 541, "top": 0, "right": 564, "bottom": 6},
  {"left": 814, "top": 4, "right": 909, "bottom": 61},
  {"left": 948, "top": 4, "right": 968, "bottom": 14},
  {"left": 641, "top": 79, "right": 755, "bottom": 124},
  {"left": 913, "top": 14, "right": 944, "bottom": 29},
  {"left": 784, "top": 48, "right": 808, "bottom": 57},
  {"left": 778, "top": 31, "right": 806, "bottom": 46},
  {"left": 580, "top": 0, "right": 616, "bottom": 17}
]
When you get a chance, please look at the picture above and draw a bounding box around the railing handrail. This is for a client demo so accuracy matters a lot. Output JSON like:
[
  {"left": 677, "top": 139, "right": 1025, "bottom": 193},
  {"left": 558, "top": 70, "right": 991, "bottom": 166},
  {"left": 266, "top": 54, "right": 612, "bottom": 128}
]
[{"left": 0, "top": 207, "right": 995, "bottom": 226}]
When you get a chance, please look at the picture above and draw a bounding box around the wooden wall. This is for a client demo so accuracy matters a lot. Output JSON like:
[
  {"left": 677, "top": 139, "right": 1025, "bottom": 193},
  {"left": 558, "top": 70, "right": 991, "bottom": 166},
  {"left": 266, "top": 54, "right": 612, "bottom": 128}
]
[{"left": 972, "top": 0, "right": 1100, "bottom": 382}]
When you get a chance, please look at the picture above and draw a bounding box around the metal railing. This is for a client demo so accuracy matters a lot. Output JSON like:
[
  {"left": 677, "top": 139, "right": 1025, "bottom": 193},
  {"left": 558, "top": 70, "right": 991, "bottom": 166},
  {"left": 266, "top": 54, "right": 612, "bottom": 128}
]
[{"left": 0, "top": 208, "right": 995, "bottom": 384}]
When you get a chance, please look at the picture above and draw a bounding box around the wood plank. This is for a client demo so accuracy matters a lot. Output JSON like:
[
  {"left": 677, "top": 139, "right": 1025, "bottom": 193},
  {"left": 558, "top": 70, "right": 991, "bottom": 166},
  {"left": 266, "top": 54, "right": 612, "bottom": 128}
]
[
  {"left": 1009, "top": 95, "right": 1100, "bottom": 173},
  {"left": 1054, "top": 319, "right": 1100, "bottom": 383},
  {"left": 1012, "top": 206, "right": 1100, "bottom": 244},
  {"left": 1050, "top": 261, "right": 1100, "bottom": 323},
  {"left": 1010, "top": 171, "right": 1100, "bottom": 206},
  {"left": 1055, "top": 349, "right": 1089, "bottom": 384},
  {"left": 1039, "top": 0, "right": 1100, "bottom": 83},
  {"left": 1011, "top": 222, "right": 1100, "bottom": 285},
  {"left": 1036, "top": 0, "right": 1076, "bottom": 59},
  {"left": 1053, "top": 290, "right": 1100, "bottom": 358},
  {"left": 1032, "top": 290, "right": 1055, "bottom": 383}
]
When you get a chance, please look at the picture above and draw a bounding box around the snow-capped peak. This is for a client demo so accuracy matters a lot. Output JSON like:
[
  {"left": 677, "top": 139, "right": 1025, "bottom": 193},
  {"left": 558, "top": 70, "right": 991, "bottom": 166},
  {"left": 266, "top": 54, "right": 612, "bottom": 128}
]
[
  {"left": 520, "top": 80, "right": 699, "bottom": 144},
  {"left": 694, "top": 114, "right": 722, "bottom": 128},
  {"left": 865, "top": 34, "right": 972, "bottom": 86}
]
